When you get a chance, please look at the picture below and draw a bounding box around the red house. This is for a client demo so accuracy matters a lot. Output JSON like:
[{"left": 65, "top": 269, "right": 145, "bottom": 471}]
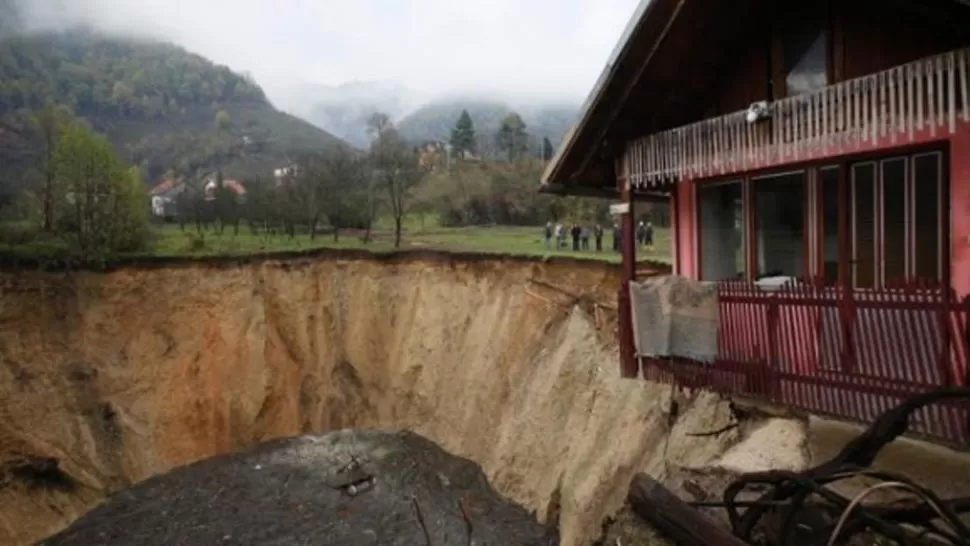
[{"left": 541, "top": 0, "right": 970, "bottom": 443}]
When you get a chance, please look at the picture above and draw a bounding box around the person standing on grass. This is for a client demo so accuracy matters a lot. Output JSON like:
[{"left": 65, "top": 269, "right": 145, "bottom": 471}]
[
  {"left": 580, "top": 225, "right": 590, "bottom": 250},
  {"left": 636, "top": 221, "right": 646, "bottom": 247},
  {"left": 594, "top": 224, "right": 604, "bottom": 252},
  {"left": 571, "top": 224, "right": 581, "bottom": 251},
  {"left": 644, "top": 221, "right": 654, "bottom": 251},
  {"left": 543, "top": 221, "right": 553, "bottom": 250},
  {"left": 612, "top": 222, "right": 620, "bottom": 252},
  {"left": 554, "top": 222, "right": 564, "bottom": 249}
]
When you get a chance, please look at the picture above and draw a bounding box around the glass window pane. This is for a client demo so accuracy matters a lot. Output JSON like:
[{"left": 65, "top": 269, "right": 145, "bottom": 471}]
[
  {"left": 820, "top": 168, "right": 839, "bottom": 285},
  {"left": 754, "top": 172, "right": 806, "bottom": 278},
  {"left": 882, "top": 159, "right": 907, "bottom": 285},
  {"left": 783, "top": 17, "right": 829, "bottom": 96},
  {"left": 699, "top": 181, "right": 745, "bottom": 281},
  {"left": 852, "top": 163, "right": 876, "bottom": 289},
  {"left": 914, "top": 153, "right": 942, "bottom": 281}
]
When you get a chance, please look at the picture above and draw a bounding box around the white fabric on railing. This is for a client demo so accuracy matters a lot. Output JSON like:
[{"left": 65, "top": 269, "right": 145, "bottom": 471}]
[{"left": 629, "top": 276, "right": 720, "bottom": 363}]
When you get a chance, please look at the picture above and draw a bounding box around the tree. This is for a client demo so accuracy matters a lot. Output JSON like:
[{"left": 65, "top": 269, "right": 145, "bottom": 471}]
[
  {"left": 366, "top": 112, "right": 393, "bottom": 144},
  {"left": 542, "top": 137, "right": 555, "bottom": 162},
  {"left": 32, "top": 102, "right": 73, "bottom": 231},
  {"left": 318, "top": 149, "right": 369, "bottom": 242},
  {"left": 369, "top": 117, "right": 425, "bottom": 248},
  {"left": 449, "top": 109, "right": 476, "bottom": 159},
  {"left": 214, "top": 109, "right": 232, "bottom": 131},
  {"left": 53, "top": 123, "right": 149, "bottom": 260},
  {"left": 496, "top": 112, "right": 528, "bottom": 162}
]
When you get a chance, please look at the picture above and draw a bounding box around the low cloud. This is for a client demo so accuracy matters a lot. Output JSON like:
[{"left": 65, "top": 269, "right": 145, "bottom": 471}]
[{"left": 11, "top": 0, "right": 640, "bottom": 105}]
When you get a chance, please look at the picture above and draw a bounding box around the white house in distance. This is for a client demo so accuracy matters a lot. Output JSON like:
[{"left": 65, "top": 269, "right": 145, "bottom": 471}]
[
  {"left": 148, "top": 174, "right": 247, "bottom": 220},
  {"left": 274, "top": 164, "right": 299, "bottom": 183}
]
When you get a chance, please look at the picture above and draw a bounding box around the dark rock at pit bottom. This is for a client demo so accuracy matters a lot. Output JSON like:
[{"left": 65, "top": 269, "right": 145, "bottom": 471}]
[{"left": 38, "top": 430, "right": 557, "bottom": 546}]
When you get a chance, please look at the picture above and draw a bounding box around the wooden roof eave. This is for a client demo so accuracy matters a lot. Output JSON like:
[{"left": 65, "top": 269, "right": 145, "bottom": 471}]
[{"left": 541, "top": 0, "right": 669, "bottom": 188}]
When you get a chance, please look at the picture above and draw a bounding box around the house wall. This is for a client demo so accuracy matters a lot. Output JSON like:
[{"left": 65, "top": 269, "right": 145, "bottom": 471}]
[
  {"left": 671, "top": 125, "right": 970, "bottom": 298},
  {"left": 839, "top": 2, "right": 961, "bottom": 80},
  {"left": 706, "top": 0, "right": 965, "bottom": 117},
  {"left": 951, "top": 130, "right": 970, "bottom": 297}
]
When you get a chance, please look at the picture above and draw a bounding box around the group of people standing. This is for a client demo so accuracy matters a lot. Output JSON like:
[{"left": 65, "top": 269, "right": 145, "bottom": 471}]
[
  {"left": 541, "top": 220, "right": 654, "bottom": 253},
  {"left": 543, "top": 221, "right": 618, "bottom": 252}
]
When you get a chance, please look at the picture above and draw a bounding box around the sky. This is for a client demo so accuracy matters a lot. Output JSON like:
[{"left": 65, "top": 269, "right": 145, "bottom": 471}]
[{"left": 14, "top": 0, "right": 642, "bottom": 107}]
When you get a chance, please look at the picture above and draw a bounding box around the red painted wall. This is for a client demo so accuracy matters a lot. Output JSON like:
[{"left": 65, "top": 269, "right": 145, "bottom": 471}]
[
  {"left": 950, "top": 130, "right": 970, "bottom": 297},
  {"left": 674, "top": 178, "right": 697, "bottom": 278}
]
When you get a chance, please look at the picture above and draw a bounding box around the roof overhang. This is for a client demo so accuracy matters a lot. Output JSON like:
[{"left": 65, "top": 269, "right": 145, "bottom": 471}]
[
  {"left": 541, "top": 0, "right": 970, "bottom": 198},
  {"left": 540, "top": 0, "right": 686, "bottom": 196}
]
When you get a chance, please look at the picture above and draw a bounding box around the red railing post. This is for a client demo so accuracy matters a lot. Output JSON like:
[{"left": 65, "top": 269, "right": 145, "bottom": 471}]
[
  {"left": 618, "top": 176, "right": 638, "bottom": 379},
  {"left": 938, "top": 285, "right": 954, "bottom": 387},
  {"left": 619, "top": 285, "right": 638, "bottom": 378}
]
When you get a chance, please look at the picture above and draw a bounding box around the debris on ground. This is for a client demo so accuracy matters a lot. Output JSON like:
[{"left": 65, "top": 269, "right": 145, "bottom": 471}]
[
  {"left": 38, "top": 429, "right": 557, "bottom": 546},
  {"left": 624, "top": 386, "right": 970, "bottom": 546}
]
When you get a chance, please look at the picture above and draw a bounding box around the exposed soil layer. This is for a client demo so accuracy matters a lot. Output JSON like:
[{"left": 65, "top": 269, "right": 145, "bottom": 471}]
[
  {"left": 38, "top": 429, "right": 555, "bottom": 546},
  {"left": 13, "top": 250, "right": 965, "bottom": 546}
]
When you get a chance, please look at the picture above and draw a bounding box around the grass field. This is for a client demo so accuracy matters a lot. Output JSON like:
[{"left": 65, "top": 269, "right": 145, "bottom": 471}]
[{"left": 0, "top": 216, "right": 672, "bottom": 264}]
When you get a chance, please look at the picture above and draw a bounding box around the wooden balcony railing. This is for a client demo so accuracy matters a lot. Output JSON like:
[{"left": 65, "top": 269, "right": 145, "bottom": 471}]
[
  {"left": 639, "top": 280, "right": 970, "bottom": 445},
  {"left": 625, "top": 47, "right": 970, "bottom": 187}
]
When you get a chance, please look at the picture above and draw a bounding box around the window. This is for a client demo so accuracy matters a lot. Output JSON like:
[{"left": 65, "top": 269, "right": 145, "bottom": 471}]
[
  {"left": 819, "top": 167, "right": 839, "bottom": 285},
  {"left": 881, "top": 158, "right": 907, "bottom": 285},
  {"left": 914, "top": 153, "right": 944, "bottom": 281},
  {"left": 693, "top": 152, "right": 945, "bottom": 287},
  {"left": 699, "top": 181, "right": 744, "bottom": 281},
  {"left": 851, "top": 163, "right": 877, "bottom": 288},
  {"left": 780, "top": 12, "right": 829, "bottom": 96},
  {"left": 753, "top": 172, "right": 806, "bottom": 278},
  {"left": 850, "top": 152, "right": 945, "bottom": 288}
]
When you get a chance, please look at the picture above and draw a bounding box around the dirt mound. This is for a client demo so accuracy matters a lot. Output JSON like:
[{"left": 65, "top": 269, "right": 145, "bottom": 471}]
[{"left": 38, "top": 429, "right": 555, "bottom": 546}]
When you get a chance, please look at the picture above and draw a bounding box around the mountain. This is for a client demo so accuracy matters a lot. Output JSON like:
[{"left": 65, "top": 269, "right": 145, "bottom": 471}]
[
  {"left": 0, "top": 28, "right": 346, "bottom": 192},
  {"left": 294, "top": 81, "right": 427, "bottom": 148},
  {"left": 394, "top": 97, "right": 579, "bottom": 158},
  {"left": 0, "top": 0, "right": 20, "bottom": 39}
]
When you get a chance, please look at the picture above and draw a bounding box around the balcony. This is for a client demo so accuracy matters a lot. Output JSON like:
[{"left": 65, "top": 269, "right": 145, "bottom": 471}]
[
  {"left": 637, "top": 279, "right": 970, "bottom": 445},
  {"left": 624, "top": 47, "right": 970, "bottom": 187}
]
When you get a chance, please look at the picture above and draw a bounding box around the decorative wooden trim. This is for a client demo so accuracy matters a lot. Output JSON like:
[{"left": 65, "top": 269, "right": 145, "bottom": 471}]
[{"left": 626, "top": 47, "right": 970, "bottom": 187}]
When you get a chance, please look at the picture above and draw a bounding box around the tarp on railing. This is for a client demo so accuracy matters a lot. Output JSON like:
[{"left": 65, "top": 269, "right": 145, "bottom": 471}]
[{"left": 629, "top": 276, "right": 719, "bottom": 363}]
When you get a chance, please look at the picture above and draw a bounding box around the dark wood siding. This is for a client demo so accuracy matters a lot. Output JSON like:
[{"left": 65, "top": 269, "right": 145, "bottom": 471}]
[
  {"left": 840, "top": 1, "right": 964, "bottom": 80},
  {"left": 699, "top": 0, "right": 970, "bottom": 118}
]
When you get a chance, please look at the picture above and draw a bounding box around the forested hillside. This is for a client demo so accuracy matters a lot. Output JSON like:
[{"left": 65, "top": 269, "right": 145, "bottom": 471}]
[
  {"left": 0, "top": 29, "right": 345, "bottom": 196},
  {"left": 396, "top": 98, "right": 577, "bottom": 158}
]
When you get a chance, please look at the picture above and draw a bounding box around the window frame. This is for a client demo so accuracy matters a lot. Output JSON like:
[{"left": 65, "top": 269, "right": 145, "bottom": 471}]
[
  {"left": 695, "top": 178, "right": 747, "bottom": 282},
  {"left": 693, "top": 148, "right": 947, "bottom": 289}
]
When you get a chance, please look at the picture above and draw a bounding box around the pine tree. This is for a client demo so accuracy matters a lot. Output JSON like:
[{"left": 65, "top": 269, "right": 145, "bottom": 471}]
[
  {"left": 449, "top": 109, "right": 476, "bottom": 159},
  {"left": 496, "top": 112, "right": 528, "bottom": 162}
]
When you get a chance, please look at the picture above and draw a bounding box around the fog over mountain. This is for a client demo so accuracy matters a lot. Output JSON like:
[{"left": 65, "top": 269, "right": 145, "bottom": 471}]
[{"left": 3, "top": 0, "right": 637, "bottom": 113}]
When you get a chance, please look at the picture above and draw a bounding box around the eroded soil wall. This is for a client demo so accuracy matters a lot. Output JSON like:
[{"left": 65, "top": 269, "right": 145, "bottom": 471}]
[{"left": 0, "top": 253, "right": 744, "bottom": 546}]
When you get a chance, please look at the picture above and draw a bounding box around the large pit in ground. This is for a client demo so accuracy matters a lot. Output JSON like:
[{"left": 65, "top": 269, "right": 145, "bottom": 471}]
[{"left": 3, "top": 251, "right": 970, "bottom": 546}]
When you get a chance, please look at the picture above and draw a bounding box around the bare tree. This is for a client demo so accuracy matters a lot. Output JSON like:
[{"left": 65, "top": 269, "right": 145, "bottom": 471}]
[
  {"left": 368, "top": 120, "right": 425, "bottom": 248},
  {"left": 32, "top": 102, "right": 72, "bottom": 231}
]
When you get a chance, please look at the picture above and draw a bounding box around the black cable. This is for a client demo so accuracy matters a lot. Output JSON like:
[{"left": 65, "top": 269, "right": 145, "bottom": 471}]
[{"left": 712, "top": 387, "right": 970, "bottom": 546}]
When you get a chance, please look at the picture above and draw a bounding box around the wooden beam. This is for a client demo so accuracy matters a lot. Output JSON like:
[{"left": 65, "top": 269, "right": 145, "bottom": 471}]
[
  {"left": 627, "top": 474, "right": 749, "bottom": 546},
  {"left": 574, "top": 0, "right": 690, "bottom": 179}
]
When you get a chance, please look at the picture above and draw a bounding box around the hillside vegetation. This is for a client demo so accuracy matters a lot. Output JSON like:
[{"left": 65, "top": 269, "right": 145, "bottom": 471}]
[
  {"left": 397, "top": 98, "right": 577, "bottom": 157},
  {"left": 301, "top": 80, "right": 424, "bottom": 147},
  {"left": 0, "top": 29, "right": 345, "bottom": 194}
]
